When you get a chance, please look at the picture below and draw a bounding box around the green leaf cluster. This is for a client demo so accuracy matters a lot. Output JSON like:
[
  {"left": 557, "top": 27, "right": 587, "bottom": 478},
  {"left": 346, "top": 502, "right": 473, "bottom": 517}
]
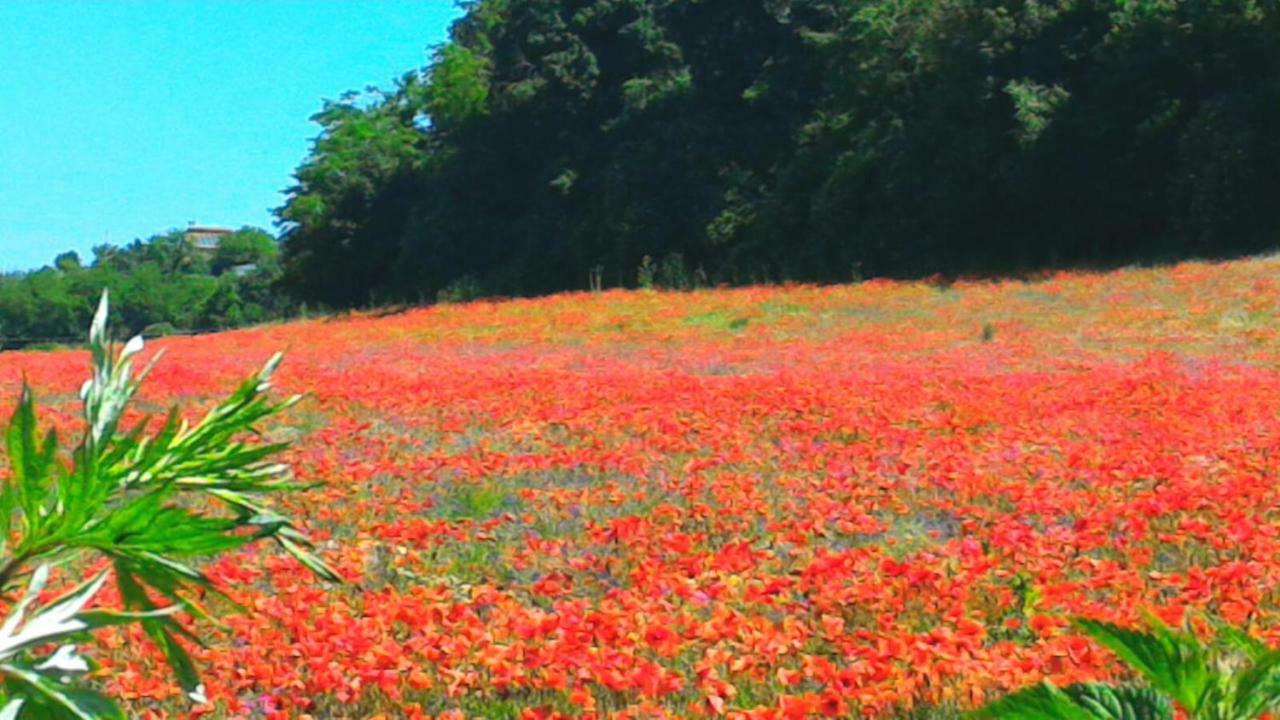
[
  {"left": 972, "top": 615, "right": 1280, "bottom": 720},
  {"left": 0, "top": 291, "right": 337, "bottom": 718}
]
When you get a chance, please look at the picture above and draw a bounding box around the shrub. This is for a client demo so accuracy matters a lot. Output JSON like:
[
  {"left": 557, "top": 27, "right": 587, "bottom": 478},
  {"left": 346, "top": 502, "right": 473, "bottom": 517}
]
[
  {"left": 637, "top": 255, "right": 656, "bottom": 290},
  {"left": 436, "top": 275, "right": 483, "bottom": 304}
]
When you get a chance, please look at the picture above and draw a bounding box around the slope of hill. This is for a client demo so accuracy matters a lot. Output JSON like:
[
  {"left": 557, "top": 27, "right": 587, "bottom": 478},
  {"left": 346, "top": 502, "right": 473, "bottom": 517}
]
[{"left": 3, "top": 255, "right": 1280, "bottom": 718}]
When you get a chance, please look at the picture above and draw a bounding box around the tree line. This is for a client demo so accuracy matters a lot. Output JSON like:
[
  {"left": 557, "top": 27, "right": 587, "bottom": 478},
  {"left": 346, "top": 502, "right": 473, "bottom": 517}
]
[
  {"left": 276, "top": 0, "right": 1280, "bottom": 308},
  {"left": 10, "top": 0, "right": 1278, "bottom": 336},
  {"left": 0, "top": 228, "right": 286, "bottom": 347}
]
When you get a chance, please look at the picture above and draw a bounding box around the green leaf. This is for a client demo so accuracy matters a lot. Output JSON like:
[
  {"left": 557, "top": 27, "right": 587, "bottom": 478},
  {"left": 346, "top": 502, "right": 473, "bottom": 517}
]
[
  {"left": 0, "top": 699, "right": 24, "bottom": 720},
  {"left": 968, "top": 681, "right": 1100, "bottom": 720},
  {"left": 112, "top": 564, "right": 204, "bottom": 700},
  {"left": 971, "top": 682, "right": 1173, "bottom": 720},
  {"left": 1072, "top": 616, "right": 1211, "bottom": 712},
  {"left": 87, "top": 290, "right": 108, "bottom": 356},
  {"left": 0, "top": 569, "right": 110, "bottom": 661},
  {"left": 91, "top": 497, "right": 247, "bottom": 558},
  {"left": 147, "top": 625, "right": 202, "bottom": 703},
  {"left": 1216, "top": 623, "right": 1272, "bottom": 662},
  {"left": 0, "top": 662, "right": 125, "bottom": 720},
  {"left": 1062, "top": 684, "right": 1173, "bottom": 720},
  {"left": 278, "top": 533, "right": 342, "bottom": 583},
  {"left": 113, "top": 557, "right": 220, "bottom": 629},
  {"left": 1225, "top": 647, "right": 1280, "bottom": 718},
  {"left": 4, "top": 383, "right": 56, "bottom": 545}
]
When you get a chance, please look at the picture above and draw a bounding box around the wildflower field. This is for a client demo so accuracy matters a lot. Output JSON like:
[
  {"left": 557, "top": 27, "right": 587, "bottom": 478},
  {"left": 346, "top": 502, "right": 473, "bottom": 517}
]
[{"left": 5, "top": 256, "right": 1280, "bottom": 719}]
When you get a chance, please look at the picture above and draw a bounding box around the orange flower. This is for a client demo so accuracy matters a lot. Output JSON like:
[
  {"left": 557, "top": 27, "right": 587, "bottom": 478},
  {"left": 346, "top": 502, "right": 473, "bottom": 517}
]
[{"left": 11, "top": 257, "right": 1280, "bottom": 717}]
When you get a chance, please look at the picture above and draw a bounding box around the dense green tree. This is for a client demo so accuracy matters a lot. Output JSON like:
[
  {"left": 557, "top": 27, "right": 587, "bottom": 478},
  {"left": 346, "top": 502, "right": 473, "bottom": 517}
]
[
  {"left": 53, "top": 251, "right": 82, "bottom": 273},
  {"left": 275, "top": 0, "right": 1280, "bottom": 307},
  {"left": 211, "top": 227, "right": 280, "bottom": 275},
  {"left": 759, "top": 0, "right": 1280, "bottom": 278},
  {"left": 277, "top": 81, "right": 427, "bottom": 307},
  {"left": 0, "top": 227, "right": 290, "bottom": 348}
]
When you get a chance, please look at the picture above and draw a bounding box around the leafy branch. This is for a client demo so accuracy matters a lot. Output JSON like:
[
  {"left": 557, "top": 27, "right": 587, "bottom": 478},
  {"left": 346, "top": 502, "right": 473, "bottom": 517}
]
[{"left": 0, "top": 291, "right": 337, "bottom": 718}]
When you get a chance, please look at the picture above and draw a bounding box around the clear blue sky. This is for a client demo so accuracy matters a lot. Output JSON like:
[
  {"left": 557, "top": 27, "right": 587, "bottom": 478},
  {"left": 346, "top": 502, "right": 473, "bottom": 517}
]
[{"left": 0, "top": 1, "right": 461, "bottom": 271}]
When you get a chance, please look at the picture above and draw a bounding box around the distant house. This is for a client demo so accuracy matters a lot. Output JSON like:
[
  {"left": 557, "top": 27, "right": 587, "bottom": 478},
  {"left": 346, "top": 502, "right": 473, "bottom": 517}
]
[{"left": 184, "top": 225, "right": 232, "bottom": 253}]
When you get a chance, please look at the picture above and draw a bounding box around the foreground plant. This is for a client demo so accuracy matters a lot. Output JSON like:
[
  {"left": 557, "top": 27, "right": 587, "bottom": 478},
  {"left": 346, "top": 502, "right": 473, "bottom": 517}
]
[
  {"left": 972, "top": 615, "right": 1280, "bottom": 720},
  {"left": 0, "top": 292, "right": 337, "bottom": 718}
]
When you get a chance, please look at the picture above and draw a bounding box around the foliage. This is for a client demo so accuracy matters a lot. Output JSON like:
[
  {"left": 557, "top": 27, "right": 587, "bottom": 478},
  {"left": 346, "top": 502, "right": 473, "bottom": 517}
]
[
  {"left": 435, "top": 274, "right": 483, "bottom": 304},
  {"left": 275, "top": 83, "right": 426, "bottom": 308},
  {"left": 209, "top": 228, "right": 279, "bottom": 277},
  {"left": 973, "top": 682, "right": 1172, "bottom": 720},
  {"left": 636, "top": 255, "right": 656, "bottom": 290},
  {"left": 0, "top": 228, "right": 290, "bottom": 347},
  {"left": 277, "top": 0, "right": 1280, "bottom": 307},
  {"left": 0, "top": 291, "right": 336, "bottom": 717},
  {"left": 973, "top": 615, "right": 1280, "bottom": 720}
]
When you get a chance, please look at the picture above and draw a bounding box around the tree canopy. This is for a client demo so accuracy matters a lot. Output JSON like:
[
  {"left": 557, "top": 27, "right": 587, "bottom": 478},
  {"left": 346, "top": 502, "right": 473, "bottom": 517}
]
[
  {"left": 0, "top": 228, "right": 289, "bottom": 347},
  {"left": 277, "top": 0, "right": 1280, "bottom": 307}
]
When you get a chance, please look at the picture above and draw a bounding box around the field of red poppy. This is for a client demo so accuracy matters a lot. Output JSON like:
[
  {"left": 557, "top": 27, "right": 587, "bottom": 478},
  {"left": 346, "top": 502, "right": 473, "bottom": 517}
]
[{"left": 4, "top": 256, "right": 1280, "bottom": 719}]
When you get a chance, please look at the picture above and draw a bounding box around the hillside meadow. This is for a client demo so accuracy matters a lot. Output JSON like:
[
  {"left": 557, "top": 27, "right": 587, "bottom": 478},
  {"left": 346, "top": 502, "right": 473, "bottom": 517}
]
[{"left": 4, "top": 256, "right": 1280, "bottom": 719}]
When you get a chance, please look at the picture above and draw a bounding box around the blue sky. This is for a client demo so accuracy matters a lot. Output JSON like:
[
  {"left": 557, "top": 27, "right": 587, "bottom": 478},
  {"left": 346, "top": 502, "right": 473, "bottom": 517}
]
[{"left": 0, "top": 1, "right": 461, "bottom": 271}]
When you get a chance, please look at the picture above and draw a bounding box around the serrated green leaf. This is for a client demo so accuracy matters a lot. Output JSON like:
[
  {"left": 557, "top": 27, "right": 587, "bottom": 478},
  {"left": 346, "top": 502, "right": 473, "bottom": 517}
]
[
  {"left": 1062, "top": 683, "right": 1172, "bottom": 720},
  {"left": 968, "top": 681, "right": 1100, "bottom": 720},
  {"left": 5, "top": 384, "right": 52, "bottom": 544},
  {"left": 1072, "top": 617, "right": 1211, "bottom": 712}
]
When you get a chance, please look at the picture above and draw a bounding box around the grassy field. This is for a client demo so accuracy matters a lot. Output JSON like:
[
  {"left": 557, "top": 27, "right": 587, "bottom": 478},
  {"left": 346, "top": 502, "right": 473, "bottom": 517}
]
[{"left": 5, "top": 255, "right": 1280, "bottom": 718}]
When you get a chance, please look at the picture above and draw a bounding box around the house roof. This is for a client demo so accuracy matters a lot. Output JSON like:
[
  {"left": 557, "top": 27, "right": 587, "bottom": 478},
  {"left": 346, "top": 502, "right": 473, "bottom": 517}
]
[{"left": 185, "top": 226, "right": 233, "bottom": 235}]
